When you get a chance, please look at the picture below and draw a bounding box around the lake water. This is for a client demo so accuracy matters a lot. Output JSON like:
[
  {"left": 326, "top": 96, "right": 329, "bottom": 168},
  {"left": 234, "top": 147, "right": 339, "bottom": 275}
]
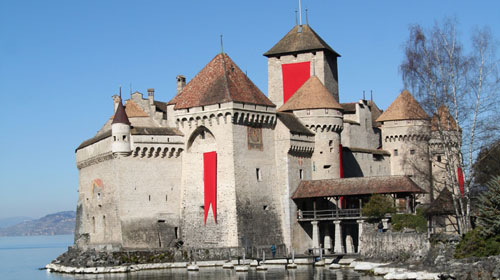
[{"left": 0, "top": 235, "right": 382, "bottom": 280}]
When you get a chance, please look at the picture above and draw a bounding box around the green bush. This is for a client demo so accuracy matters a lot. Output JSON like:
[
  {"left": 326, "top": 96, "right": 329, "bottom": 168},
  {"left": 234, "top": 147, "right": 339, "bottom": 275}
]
[
  {"left": 362, "top": 194, "right": 396, "bottom": 220},
  {"left": 392, "top": 209, "right": 427, "bottom": 233},
  {"left": 477, "top": 176, "right": 500, "bottom": 238},
  {"left": 455, "top": 227, "right": 500, "bottom": 258}
]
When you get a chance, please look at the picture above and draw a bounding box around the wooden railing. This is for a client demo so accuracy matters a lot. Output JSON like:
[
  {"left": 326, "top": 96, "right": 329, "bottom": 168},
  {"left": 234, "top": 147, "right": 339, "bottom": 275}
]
[{"left": 297, "top": 209, "right": 362, "bottom": 220}]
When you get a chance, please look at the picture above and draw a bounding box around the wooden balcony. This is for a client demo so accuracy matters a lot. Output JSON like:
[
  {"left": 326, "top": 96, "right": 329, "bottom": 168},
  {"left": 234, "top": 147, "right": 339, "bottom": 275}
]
[{"left": 297, "top": 208, "right": 363, "bottom": 221}]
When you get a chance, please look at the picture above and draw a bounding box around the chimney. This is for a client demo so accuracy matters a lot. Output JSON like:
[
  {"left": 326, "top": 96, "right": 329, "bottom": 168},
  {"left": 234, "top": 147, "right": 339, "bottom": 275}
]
[
  {"left": 112, "top": 95, "right": 121, "bottom": 112},
  {"left": 176, "top": 75, "right": 186, "bottom": 94},
  {"left": 147, "top": 88, "right": 155, "bottom": 105}
]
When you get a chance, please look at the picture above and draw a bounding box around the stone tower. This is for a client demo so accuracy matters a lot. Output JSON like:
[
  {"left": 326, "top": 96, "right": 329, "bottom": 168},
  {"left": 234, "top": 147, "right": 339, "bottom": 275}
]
[
  {"left": 169, "top": 53, "right": 283, "bottom": 248},
  {"left": 264, "top": 24, "right": 341, "bottom": 108},
  {"left": 377, "top": 90, "right": 432, "bottom": 201},
  {"left": 278, "top": 76, "right": 344, "bottom": 179},
  {"left": 111, "top": 98, "right": 132, "bottom": 156},
  {"left": 429, "top": 105, "right": 462, "bottom": 198}
]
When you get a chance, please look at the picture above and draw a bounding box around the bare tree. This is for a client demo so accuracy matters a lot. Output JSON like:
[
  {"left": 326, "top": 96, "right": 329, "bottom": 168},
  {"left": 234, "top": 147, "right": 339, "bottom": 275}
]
[{"left": 400, "top": 18, "right": 500, "bottom": 234}]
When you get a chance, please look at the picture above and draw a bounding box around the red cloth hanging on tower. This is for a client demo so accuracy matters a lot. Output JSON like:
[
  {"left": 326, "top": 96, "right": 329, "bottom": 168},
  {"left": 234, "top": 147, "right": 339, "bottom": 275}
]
[
  {"left": 203, "top": 151, "right": 217, "bottom": 224},
  {"left": 281, "top": 62, "right": 310, "bottom": 103},
  {"left": 457, "top": 167, "right": 464, "bottom": 197}
]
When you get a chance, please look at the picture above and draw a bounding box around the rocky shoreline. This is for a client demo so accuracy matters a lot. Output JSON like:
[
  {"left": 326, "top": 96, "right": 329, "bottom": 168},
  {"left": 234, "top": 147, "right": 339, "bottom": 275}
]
[
  {"left": 47, "top": 237, "right": 500, "bottom": 279},
  {"left": 359, "top": 234, "right": 500, "bottom": 279}
]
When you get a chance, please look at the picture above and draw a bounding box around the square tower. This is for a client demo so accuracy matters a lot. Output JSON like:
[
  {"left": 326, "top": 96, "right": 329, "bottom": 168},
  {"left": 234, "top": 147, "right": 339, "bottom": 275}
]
[{"left": 264, "top": 24, "right": 340, "bottom": 108}]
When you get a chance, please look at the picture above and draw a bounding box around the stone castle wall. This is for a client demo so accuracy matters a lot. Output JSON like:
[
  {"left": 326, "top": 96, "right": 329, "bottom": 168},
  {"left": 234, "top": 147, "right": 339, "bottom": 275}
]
[{"left": 360, "top": 230, "right": 430, "bottom": 262}]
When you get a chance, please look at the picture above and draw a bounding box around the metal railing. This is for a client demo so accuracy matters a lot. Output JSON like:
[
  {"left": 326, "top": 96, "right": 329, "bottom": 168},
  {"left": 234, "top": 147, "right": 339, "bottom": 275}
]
[{"left": 297, "top": 208, "right": 362, "bottom": 220}]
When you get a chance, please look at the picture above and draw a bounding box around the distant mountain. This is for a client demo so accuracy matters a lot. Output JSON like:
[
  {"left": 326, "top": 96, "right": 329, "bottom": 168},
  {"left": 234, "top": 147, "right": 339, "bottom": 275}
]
[
  {"left": 0, "top": 211, "right": 75, "bottom": 236},
  {"left": 0, "top": 216, "right": 33, "bottom": 228}
]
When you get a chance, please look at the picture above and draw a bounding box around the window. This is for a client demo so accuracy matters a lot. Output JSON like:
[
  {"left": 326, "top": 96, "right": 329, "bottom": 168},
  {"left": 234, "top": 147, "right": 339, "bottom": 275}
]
[
  {"left": 394, "top": 149, "right": 398, "bottom": 156},
  {"left": 410, "top": 149, "right": 415, "bottom": 155},
  {"left": 325, "top": 109, "right": 328, "bottom": 114},
  {"left": 437, "top": 155, "right": 442, "bottom": 162},
  {"left": 299, "top": 169, "right": 304, "bottom": 179},
  {"left": 256, "top": 168, "right": 262, "bottom": 181},
  {"left": 165, "top": 195, "right": 168, "bottom": 202},
  {"left": 263, "top": 205, "right": 268, "bottom": 210},
  {"left": 373, "top": 154, "right": 383, "bottom": 161},
  {"left": 149, "top": 195, "right": 151, "bottom": 201},
  {"left": 306, "top": 109, "right": 311, "bottom": 115},
  {"left": 123, "top": 135, "right": 127, "bottom": 141}
]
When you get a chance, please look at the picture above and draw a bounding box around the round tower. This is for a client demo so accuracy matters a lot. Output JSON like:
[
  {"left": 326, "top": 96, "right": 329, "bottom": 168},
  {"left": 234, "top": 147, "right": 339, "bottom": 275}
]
[
  {"left": 111, "top": 98, "right": 132, "bottom": 156},
  {"left": 278, "top": 76, "right": 344, "bottom": 180},
  {"left": 377, "top": 90, "right": 431, "bottom": 200}
]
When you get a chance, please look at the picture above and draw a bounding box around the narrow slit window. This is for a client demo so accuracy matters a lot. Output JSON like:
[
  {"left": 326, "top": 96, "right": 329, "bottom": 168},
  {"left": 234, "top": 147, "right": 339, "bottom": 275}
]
[
  {"left": 299, "top": 169, "right": 304, "bottom": 179},
  {"left": 394, "top": 149, "right": 398, "bottom": 156},
  {"left": 256, "top": 168, "right": 262, "bottom": 182}
]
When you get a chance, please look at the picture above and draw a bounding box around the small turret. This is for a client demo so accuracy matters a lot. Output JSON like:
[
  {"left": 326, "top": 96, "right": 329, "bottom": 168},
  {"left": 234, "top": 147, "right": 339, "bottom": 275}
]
[
  {"left": 278, "top": 76, "right": 344, "bottom": 179},
  {"left": 111, "top": 97, "right": 132, "bottom": 156},
  {"left": 377, "top": 90, "right": 431, "bottom": 201}
]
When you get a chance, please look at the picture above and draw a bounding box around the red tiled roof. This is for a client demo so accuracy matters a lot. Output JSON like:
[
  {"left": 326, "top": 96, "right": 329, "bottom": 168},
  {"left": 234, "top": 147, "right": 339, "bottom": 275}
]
[
  {"left": 291, "top": 176, "right": 426, "bottom": 199},
  {"left": 172, "top": 53, "right": 275, "bottom": 109},
  {"left": 277, "top": 76, "right": 343, "bottom": 112},
  {"left": 376, "top": 90, "right": 429, "bottom": 122},
  {"left": 431, "top": 105, "right": 460, "bottom": 131}
]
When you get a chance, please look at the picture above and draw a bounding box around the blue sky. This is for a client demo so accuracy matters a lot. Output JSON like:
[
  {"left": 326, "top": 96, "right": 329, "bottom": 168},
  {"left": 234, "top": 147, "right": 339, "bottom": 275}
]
[{"left": 0, "top": 0, "right": 499, "bottom": 219}]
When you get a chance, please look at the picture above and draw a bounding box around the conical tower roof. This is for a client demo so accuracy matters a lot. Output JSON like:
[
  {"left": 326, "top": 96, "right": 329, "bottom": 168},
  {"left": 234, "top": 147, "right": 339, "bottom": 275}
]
[
  {"left": 278, "top": 76, "right": 343, "bottom": 112},
  {"left": 376, "top": 90, "right": 429, "bottom": 122},
  {"left": 172, "top": 53, "right": 275, "bottom": 109},
  {"left": 112, "top": 99, "right": 131, "bottom": 125},
  {"left": 264, "top": 25, "right": 340, "bottom": 58},
  {"left": 431, "top": 105, "right": 460, "bottom": 131}
]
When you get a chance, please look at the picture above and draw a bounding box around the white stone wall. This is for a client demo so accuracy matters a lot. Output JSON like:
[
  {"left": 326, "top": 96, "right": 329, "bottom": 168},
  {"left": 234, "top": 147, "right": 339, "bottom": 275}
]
[
  {"left": 76, "top": 159, "right": 123, "bottom": 249},
  {"left": 294, "top": 109, "right": 343, "bottom": 180},
  {"left": 115, "top": 156, "right": 182, "bottom": 249},
  {"left": 341, "top": 101, "right": 381, "bottom": 149},
  {"left": 381, "top": 120, "right": 432, "bottom": 202}
]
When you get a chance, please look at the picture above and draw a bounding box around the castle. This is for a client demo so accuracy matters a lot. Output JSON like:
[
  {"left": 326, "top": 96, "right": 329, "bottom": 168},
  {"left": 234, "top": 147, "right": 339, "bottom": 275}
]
[{"left": 74, "top": 23, "right": 458, "bottom": 255}]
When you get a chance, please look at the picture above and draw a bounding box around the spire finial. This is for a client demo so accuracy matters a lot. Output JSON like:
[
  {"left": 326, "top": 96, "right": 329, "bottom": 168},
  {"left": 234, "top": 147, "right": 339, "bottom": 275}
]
[
  {"left": 220, "top": 34, "right": 224, "bottom": 54},
  {"left": 298, "top": 0, "right": 302, "bottom": 25},
  {"left": 305, "top": 8, "right": 309, "bottom": 25},
  {"left": 295, "top": 10, "right": 298, "bottom": 25},
  {"left": 119, "top": 86, "right": 122, "bottom": 100}
]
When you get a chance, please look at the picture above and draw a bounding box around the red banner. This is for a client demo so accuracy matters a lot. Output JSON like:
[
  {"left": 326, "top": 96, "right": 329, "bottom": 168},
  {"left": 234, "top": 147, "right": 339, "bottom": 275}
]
[
  {"left": 203, "top": 151, "right": 217, "bottom": 224},
  {"left": 457, "top": 167, "right": 464, "bottom": 197},
  {"left": 339, "top": 144, "right": 344, "bottom": 179},
  {"left": 339, "top": 144, "right": 344, "bottom": 209},
  {"left": 282, "top": 62, "right": 310, "bottom": 103}
]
